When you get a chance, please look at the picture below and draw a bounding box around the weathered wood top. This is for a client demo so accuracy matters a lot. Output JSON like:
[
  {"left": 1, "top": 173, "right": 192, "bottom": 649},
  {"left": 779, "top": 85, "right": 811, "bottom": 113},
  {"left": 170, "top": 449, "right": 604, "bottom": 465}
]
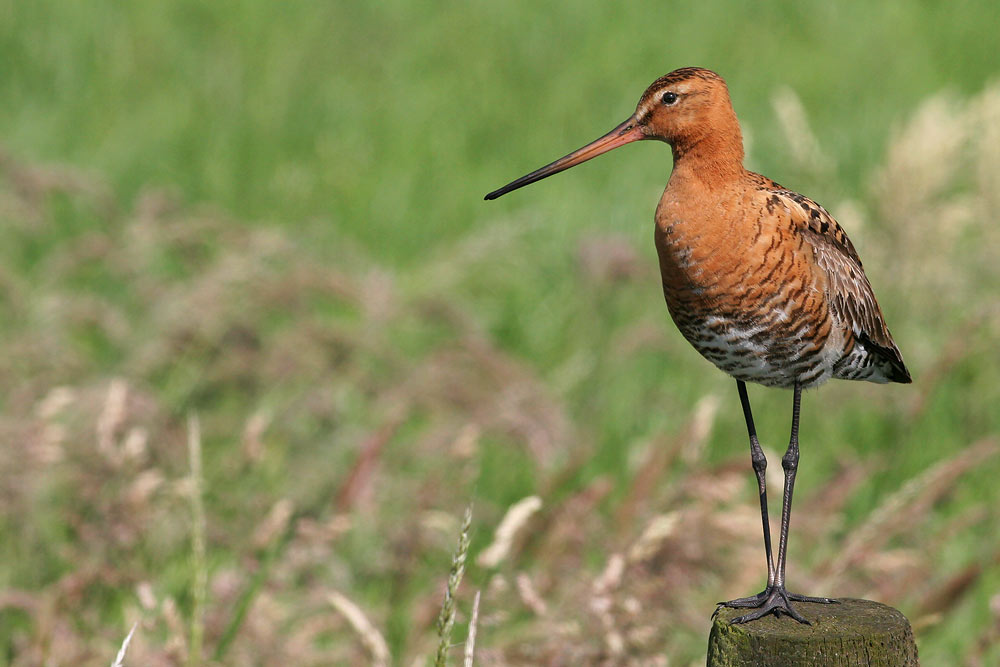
[{"left": 708, "top": 598, "right": 918, "bottom": 666}]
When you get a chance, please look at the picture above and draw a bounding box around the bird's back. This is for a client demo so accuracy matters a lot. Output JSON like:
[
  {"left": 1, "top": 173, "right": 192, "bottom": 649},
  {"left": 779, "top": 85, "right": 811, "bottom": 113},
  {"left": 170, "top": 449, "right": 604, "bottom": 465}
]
[{"left": 654, "top": 170, "right": 910, "bottom": 389}]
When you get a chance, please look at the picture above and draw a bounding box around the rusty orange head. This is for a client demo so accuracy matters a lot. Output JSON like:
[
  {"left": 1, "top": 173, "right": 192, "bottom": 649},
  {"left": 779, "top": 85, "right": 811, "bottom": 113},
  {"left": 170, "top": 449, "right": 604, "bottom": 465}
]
[{"left": 485, "top": 67, "right": 742, "bottom": 200}]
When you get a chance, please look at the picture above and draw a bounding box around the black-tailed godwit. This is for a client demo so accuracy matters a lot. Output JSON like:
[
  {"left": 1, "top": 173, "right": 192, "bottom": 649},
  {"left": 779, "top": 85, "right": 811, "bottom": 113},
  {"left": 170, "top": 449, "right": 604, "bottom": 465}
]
[{"left": 485, "top": 67, "right": 910, "bottom": 623}]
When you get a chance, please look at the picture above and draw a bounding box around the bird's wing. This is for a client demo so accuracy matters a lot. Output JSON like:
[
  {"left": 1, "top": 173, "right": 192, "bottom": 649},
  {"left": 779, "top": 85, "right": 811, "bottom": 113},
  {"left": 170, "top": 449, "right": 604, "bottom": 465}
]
[{"left": 764, "top": 186, "right": 911, "bottom": 383}]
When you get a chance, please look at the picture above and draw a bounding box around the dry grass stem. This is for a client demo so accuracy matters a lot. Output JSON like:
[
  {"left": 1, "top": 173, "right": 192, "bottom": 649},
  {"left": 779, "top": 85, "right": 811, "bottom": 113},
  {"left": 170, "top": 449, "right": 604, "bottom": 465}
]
[
  {"left": 516, "top": 573, "right": 548, "bottom": 616},
  {"left": 772, "top": 85, "right": 835, "bottom": 176},
  {"left": 336, "top": 411, "right": 406, "bottom": 512},
  {"left": 328, "top": 591, "right": 391, "bottom": 667},
  {"left": 592, "top": 553, "right": 625, "bottom": 596},
  {"left": 110, "top": 622, "right": 138, "bottom": 667},
  {"left": 252, "top": 498, "right": 295, "bottom": 549},
  {"left": 628, "top": 513, "right": 680, "bottom": 563},
  {"left": 680, "top": 393, "right": 720, "bottom": 465},
  {"left": 187, "top": 414, "right": 207, "bottom": 667},
  {"left": 477, "top": 495, "right": 542, "bottom": 568},
  {"left": 463, "top": 591, "right": 481, "bottom": 667},
  {"left": 241, "top": 410, "right": 271, "bottom": 462},
  {"left": 97, "top": 379, "right": 128, "bottom": 464}
]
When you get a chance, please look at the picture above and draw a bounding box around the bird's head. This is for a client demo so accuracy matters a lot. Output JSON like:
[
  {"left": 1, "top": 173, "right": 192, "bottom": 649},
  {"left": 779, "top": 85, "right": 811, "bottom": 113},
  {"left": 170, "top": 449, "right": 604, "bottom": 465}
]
[
  {"left": 485, "top": 67, "right": 742, "bottom": 201},
  {"left": 632, "top": 67, "right": 739, "bottom": 151}
]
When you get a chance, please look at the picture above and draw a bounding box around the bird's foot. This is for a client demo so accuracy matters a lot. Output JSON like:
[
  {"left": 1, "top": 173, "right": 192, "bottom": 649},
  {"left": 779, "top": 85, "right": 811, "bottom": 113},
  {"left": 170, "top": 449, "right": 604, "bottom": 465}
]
[
  {"left": 714, "top": 589, "right": 769, "bottom": 610},
  {"left": 714, "top": 587, "right": 837, "bottom": 624}
]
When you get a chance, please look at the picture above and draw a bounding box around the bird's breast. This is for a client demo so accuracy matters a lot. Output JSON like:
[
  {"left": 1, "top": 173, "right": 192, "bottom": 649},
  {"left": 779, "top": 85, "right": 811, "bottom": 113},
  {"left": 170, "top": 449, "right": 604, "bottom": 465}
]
[{"left": 653, "top": 196, "right": 838, "bottom": 387}]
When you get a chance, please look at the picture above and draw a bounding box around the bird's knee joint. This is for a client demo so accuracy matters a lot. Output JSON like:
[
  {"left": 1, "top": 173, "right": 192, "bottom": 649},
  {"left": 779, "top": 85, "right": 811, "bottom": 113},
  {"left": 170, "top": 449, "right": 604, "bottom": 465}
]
[
  {"left": 751, "top": 452, "right": 767, "bottom": 473},
  {"left": 782, "top": 451, "right": 799, "bottom": 471}
]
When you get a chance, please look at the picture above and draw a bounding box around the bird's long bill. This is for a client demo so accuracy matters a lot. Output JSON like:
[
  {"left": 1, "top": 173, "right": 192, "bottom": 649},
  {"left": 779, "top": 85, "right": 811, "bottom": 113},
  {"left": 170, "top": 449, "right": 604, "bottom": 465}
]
[{"left": 484, "top": 118, "right": 644, "bottom": 200}]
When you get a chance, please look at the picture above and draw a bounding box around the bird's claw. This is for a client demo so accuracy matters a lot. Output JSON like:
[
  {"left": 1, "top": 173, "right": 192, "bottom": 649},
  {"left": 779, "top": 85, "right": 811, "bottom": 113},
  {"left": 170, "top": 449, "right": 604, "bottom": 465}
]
[
  {"left": 715, "top": 587, "right": 837, "bottom": 624},
  {"left": 716, "top": 590, "right": 770, "bottom": 609},
  {"left": 787, "top": 592, "right": 838, "bottom": 604}
]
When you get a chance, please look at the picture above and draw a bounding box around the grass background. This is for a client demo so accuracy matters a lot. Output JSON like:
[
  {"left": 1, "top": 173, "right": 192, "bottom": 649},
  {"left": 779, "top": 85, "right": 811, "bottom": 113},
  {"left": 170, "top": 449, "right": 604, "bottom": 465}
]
[{"left": 1, "top": 0, "right": 999, "bottom": 664}]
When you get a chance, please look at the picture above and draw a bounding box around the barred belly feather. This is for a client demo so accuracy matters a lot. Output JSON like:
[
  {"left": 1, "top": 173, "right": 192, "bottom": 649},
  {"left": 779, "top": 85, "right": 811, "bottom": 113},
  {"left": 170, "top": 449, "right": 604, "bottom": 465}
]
[{"left": 653, "top": 167, "right": 908, "bottom": 390}]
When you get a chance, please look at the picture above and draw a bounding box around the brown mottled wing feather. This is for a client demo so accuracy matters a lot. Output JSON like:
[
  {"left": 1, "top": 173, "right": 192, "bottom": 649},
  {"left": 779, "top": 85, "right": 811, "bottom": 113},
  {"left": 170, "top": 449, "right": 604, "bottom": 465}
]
[{"left": 770, "top": 187, "right": 912, "bottom": 384}]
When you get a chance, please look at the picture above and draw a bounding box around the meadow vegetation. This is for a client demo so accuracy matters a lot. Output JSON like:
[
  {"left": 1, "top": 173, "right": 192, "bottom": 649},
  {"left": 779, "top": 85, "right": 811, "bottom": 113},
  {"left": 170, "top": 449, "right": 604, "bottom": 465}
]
[{"left": 0, "top": 1, "right": 999, "bottom": 664}]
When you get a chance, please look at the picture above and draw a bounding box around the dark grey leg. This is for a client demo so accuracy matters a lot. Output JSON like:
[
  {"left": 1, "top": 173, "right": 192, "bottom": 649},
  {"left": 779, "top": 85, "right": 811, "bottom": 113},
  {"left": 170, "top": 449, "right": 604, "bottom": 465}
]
[
  {"left": 727, "top": 383, "right": 836, "bottom": 624},
  {"left": 773, "top": 382, "right": 801, "bottom": 592},
  {"left": 740, "top": 380, "right": 775, "bottom": 587},
  {"left": 715, "top": 382, "right": 774, "bottom": 609},
  {"left": 779, "top": 383, "right": 837, "bottom": 607}
]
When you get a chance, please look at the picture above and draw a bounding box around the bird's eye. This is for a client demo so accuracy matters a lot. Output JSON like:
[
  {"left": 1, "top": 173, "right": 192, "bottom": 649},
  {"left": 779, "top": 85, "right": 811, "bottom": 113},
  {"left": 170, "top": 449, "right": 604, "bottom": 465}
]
[{"left": 662, "top": 92, "right": 678, "bottom": 105}]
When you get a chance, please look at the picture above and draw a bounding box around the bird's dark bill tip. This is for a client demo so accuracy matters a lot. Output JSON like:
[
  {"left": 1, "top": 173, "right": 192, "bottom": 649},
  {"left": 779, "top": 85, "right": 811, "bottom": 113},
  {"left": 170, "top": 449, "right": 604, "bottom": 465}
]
[{"left": 483, "top": 183, "right": 519, "bottom": 200}]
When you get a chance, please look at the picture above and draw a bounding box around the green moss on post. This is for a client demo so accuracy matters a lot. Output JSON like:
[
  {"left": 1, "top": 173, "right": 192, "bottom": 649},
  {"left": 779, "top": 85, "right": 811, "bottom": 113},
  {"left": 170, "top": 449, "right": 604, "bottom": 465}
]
[{"left": 708, "top": 598, "right": 918, "bottom": 666}]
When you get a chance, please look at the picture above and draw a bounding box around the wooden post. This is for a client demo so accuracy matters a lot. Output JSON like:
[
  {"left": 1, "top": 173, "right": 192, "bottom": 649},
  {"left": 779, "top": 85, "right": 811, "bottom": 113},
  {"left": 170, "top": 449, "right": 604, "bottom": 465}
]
[{"left": 708, "top": 598, "right": 918, "bottom": 666}]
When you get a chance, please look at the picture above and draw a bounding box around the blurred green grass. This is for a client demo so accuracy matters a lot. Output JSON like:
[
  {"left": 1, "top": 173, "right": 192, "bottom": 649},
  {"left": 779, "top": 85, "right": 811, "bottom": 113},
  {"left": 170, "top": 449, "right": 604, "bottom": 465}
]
[
  {"left": 3, "top": 0, "right": 999, "bottom": 256},
  {"left": 0, "top": 0, "right": 999, "bottom": 664}
]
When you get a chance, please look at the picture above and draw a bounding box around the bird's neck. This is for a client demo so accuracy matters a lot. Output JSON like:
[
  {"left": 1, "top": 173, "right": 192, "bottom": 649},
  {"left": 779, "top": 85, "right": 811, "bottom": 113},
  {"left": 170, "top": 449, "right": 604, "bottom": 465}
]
[{"left": 669, "top": 109, "right": 746, "bottom": 190}]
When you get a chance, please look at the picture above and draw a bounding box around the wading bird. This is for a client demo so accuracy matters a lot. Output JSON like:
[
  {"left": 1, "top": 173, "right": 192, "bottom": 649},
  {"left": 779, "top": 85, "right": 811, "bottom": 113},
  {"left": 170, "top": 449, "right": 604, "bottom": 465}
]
[{"left": 484, "top": 67, "right": 910, "bottom": 623}]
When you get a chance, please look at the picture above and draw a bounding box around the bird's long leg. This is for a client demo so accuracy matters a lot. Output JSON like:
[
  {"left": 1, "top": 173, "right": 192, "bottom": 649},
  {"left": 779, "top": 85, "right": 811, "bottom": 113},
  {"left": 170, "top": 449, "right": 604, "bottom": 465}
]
[
  {"left": 715, "top": 381, "right": 774, "bottom": 610},
  {"left": 740, "top": 380, "right": 775, "bottom": 587},
  {"left": 728, "top": 383, "right": 836, "bottom": 624},
  {"left": 773, "top": 382, "right": 801, "bottom": 593}
]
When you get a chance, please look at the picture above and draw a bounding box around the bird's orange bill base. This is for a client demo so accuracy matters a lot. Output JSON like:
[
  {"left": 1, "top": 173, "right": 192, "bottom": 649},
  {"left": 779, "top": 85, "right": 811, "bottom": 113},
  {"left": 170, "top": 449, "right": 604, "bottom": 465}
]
[{"left": 484, "top": 119, "right": 645, "bottom": 200}]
